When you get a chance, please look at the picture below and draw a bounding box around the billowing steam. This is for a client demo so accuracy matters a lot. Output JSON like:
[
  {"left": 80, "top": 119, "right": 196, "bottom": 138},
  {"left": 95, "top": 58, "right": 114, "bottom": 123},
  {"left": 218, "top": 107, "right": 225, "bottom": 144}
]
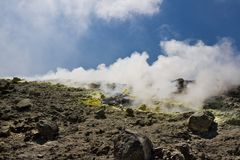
[
  {"left": 33, "top": 39, "right": 240, "bottom": 109},
  {"left": 0, "top": 0, "right": 163, "bottom": 75}
]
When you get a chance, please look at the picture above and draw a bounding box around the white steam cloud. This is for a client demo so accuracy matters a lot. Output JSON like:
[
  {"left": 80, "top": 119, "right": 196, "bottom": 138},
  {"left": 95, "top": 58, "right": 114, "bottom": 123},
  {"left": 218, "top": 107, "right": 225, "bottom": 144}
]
[
  {"left": 2, "top": 1, "right": 240, "bottom": 110},
  {"left": 36, "top": 39, "right": 240, "bottom": 108},
  {"left": 0, "top": 0, "right": 163, "bottom": 76}
]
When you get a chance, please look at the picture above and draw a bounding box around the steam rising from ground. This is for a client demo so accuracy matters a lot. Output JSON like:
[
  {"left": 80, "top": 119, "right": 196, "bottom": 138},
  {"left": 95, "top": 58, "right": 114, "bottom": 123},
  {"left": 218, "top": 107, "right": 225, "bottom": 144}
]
[{"left": 35, "top": 39, "right": 240, "bottom": 109}]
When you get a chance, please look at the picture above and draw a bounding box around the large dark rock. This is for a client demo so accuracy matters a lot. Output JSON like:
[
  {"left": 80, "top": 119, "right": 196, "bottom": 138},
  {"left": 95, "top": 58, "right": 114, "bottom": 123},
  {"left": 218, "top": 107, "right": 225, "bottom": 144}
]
[
  {"left": 36, "top": 120, "right": 59, "bottom": 140},
  {"left": 114, "top": 130, "right": 153, "bottom": 160},
  {"left": 188, "top": 111, "right": 215, "bottom": 133}
]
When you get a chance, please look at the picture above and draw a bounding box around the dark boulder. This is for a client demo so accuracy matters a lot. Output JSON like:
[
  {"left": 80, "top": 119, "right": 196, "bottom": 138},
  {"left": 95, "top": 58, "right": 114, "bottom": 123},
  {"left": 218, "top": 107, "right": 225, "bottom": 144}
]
[
  {"left": 36, "top": 120, "right": 59, "bottom": 140},
  {"left": 114, "top": 130, "right": 153, "bottom": 160},
  {"left": 188, "top": 111, "right": 215, "bottom": 133}
]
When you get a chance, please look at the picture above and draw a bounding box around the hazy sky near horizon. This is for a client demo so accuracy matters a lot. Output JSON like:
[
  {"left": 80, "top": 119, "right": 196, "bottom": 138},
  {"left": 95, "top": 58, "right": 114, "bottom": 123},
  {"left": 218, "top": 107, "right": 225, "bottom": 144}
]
[{"left": 1, "top": 0, "right": 240, "bottom": 76}]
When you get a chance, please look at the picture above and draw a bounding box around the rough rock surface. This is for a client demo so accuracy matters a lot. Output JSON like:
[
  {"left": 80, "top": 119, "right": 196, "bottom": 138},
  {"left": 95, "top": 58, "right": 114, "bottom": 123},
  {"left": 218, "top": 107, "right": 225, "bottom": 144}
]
[
  {"left": 95, "top": 109, "right": 106, "bottom": 119},
  {"left": 188, "top": 111, "right": 215, "bottom": 133},
  {"left": 15, "top": 99, "right": 32, "bottom": 112},
  {"left": 114, "top": 130, "right": 153, "bottom": 160},
  {"left": 0, "top": 78, "right": 240, "bottom": 160},
  {"left": 36, "top": 120, "right": 59, "bottom": 140}
]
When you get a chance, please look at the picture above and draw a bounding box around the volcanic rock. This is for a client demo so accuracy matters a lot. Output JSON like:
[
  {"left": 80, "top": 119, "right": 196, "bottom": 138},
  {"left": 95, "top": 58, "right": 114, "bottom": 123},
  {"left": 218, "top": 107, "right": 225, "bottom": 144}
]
[
  {"left": 10, "top": 121, "right": 31, "bottom": 133},
  {"left": 96, "top": 145, "right": 111, "bottom": 156},
  {"left": 188, "top": 111, "right": 215, "bottom": 133},
  {"left": 15, "top": 99, "right": 33, "bottom": 112},
  {"left": 114, "top": 130, "right": 153, "bottom": 160},
  {"left": 0, "top": 78, "right": 239, "bottom": 159},
  {"left": 24, "top": 130, "right": 39, "bottom": 142},
  {"left": 12, "top": 77, "right": 22, "bottom": 83},
  {"left": 135, "top": 117, "right": 155, "bottom": 127},
  {"left": 203, "top": 96, "right": 225, "bottom": 109},
  {"left": 0, "top": 123, "right": 10, "bottom": 137},
  {"left": 126, "top": 108, "right": 134, "bottom": 117},
  {"left": 94, "top": 109, "right": 106, "bottom": 119},
  {"left": 176, "top": 143, "right": 196, "bottom": 160},
  {"left": 170, "top": 150, "right": 185, "bottom": 160},
  {"left": 103, "top": 94, "right": 132, "bottom": 106},
  {"left": 0, "top": 80, "right": 9, "bottom": 91},
  {"left": 153, "top": 147, "right": 164, "bottom": 159},
  {"left": 67, "top": 113, "right": 85, "bottom": 123},
  {"left": 36, "top": 120, "right": 59, "bottom": 140}
]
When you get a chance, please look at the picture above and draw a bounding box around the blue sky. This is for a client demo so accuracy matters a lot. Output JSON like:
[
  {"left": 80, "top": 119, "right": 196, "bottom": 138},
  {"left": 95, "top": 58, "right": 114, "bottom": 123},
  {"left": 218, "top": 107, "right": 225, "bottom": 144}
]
[
  {"left": 79, "top": 0, "right": 240, "bottom": 66},
  {"left": 0, "top": 0, "right": 240, "bottom": 76}
]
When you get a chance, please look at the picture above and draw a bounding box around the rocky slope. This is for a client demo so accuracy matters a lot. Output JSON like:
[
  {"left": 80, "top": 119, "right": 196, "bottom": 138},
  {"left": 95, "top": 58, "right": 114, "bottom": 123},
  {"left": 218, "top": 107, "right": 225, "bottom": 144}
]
[{"left": 0, "top": 78, "right": 240, "bottom": 160}]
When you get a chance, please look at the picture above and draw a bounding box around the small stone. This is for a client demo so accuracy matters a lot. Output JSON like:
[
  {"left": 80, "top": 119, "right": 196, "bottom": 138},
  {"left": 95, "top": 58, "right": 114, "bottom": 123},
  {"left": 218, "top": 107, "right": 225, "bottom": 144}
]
[
  {"left": 24, "top": 130, "right": 39, "bottom": 142},
  {"left": 0, "top": 125, "right": 10, "bottom": 137},
  {"left": 135, "top": 118, "right": 154, "bottom": 127},
  {"left": 37, "top": 154, "right": 44, "bottom": 158},
  {"left": 188, "top": 111, "right": 215, "bottom": 133},
  {"left": 97, "top": 145, "right": 111, "bottom": 156},
  {"left": 95, "top": 129, "right": 105, "bottom": 134},
  {"left": 171, "top": 150, "right": 185, "bottom": 160},
  {"left": 138, "top": 104, "right": 147, "bottom": 111},
  {"left": 0, "top": 110, "right": 14, "bottom": 121},
  {"left": 126, "top": 108, "right": 134, "bottom": 117},
  {"left": 36, "top": 120, "right": 59, "bottom": 140},
  {"left": 94, "top": 109, "right": 106, "bottom": 119},
  {"left": 0, "top": 80, "right": 9, "bottom": 91},
  {"left": 135, "top": 119, "right": 146, "bottom": 127},
  {"left": 68, "top": 114, "right": 79, "bottom": 123},
  {"left": 176, "top": 143, "right": 195, "bottom": 160},
  {"left": 0, "top": 142, "right": 9, "bottom": 152},
  {"left": 15, "top": 99, "right": 32, "bottom": 112},
  {"left": 12, "top": 77, "right": 22, "bottom": 83},
  {"left": 10, "top": 122, "right": 30, "bottom": 133},
  {"left": 153, "top": 147, "right": 164, "bottom": 159}
]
